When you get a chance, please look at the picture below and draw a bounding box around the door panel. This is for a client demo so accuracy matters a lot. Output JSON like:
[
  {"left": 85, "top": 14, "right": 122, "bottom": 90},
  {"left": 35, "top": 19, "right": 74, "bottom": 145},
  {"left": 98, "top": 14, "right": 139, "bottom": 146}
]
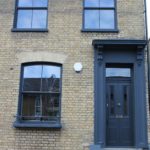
[{"left": 106, "top": 78, "right": 134, "bottom": 146}]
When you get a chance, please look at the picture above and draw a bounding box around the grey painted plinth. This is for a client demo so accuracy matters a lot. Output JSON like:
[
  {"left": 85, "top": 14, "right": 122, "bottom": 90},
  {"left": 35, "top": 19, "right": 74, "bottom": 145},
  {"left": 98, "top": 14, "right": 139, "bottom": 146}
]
[
  {"left": 90, "top": 145, "right": 102, "bottom": 150},
  {"left": 90, "top": 145, "right": 143, "bottom": 150}
]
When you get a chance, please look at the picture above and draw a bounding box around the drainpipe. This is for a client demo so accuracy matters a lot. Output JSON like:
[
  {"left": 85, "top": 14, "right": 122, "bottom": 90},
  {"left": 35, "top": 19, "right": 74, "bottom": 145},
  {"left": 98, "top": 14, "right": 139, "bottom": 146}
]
[
  {"left": 144, "top": 0, "right": 150, "bottom": 93},
  {"left": 143, "top": 0, "right": 149, "bottom": 96},
  {"left": 144, "top": 0, "right": 150, "bottom": 149}
]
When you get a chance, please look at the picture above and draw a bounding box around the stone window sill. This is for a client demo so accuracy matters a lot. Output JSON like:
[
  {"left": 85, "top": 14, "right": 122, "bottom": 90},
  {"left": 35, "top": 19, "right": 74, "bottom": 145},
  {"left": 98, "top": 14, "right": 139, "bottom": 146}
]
[
  {"left": 11, "top": 28, "right": 48, "bottom": 32},
  {"left": 13, "top": 121, "right": 62, "bottom": 129},
  {"left": 81, "top": 29, "right": 119, "bottom": 33}
]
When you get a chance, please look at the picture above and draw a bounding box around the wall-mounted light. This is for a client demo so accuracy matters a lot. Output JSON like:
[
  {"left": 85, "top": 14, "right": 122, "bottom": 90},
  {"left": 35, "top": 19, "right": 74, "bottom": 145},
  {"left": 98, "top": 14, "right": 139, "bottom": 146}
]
[{"left": 74, "top": 62, "right": 83, "bottom": 73}]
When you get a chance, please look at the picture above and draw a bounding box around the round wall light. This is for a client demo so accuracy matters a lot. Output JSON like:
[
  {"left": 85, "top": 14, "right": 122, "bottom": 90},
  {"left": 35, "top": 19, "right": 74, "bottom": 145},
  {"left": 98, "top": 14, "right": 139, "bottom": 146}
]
[{"left": 74, "top": 62, "right": 83, "bottom": 73}]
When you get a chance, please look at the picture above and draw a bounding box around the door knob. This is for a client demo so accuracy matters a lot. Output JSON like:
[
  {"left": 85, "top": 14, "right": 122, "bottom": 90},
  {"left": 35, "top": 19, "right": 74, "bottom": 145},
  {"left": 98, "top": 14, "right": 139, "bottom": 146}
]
[{"left": 117, "top": 102, "right": 121, "bottom": 107}]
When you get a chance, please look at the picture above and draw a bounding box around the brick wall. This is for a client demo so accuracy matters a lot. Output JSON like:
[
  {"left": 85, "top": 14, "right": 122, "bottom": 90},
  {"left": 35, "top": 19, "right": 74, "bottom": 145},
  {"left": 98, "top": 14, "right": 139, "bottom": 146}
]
[{"left": 0, "top": 0, "right": 148, "bottom": 149}]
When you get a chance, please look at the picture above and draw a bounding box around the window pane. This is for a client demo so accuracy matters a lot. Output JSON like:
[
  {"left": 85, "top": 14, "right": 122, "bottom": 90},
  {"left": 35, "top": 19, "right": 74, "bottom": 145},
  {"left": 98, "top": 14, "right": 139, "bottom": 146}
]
[
  {"left": 84, "top": 0, "right": 99, "bottom": 7},
  {"left": 18, "top": 0, "right": 32, "bottom": 7},
  {"left": 35, "top": 96, "right": 41, "bottom": 116},
  {"left": 100, "top": 0, "right": 114, "bottom": 7},
  {"left": 84, "top": 10, "right": 99, "bottom": 29},
  {"left": 33, "top": 0, "right": 48, "bottom": 7},
  {"left": 123, "top": 86, "right": 128, "bottom": 116},
  {"left": 42, "top": 65, "right": 61, "bottom": 92},
  {"left": 100, "top": 10, "right": 115, "bottom": 29},
  {"left": 23, "top": 65, "right": 42, "bottom": 91},
  {"left": 109, "top": 86, "right": 115, "bottom": 116},
  {"left": 17, "top": 10, "right": 32, "bottom": 28},
  {"left": 22, "top": 94, "right": 38, "bottom": 120},
  {"left": 106, "top": 68, "right": 131, "bottom": 77},
  {"left": 32, "top": 10, "right": 47, "bottom": 28},
  {"left": 42, "top": 94, "right": 60, "bottom": 121}
]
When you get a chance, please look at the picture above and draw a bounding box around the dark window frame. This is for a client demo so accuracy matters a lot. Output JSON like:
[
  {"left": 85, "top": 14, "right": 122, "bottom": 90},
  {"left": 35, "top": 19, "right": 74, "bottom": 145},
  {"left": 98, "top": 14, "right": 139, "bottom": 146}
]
[
  {"left": 14, "top": 62, "right": 62, "bottom": 128},
  {"left": 82, "top": 0, "right": 118, "bottom": 32},
  {"left": 12, "top": 0, "right": 49, "bottom": 32}
]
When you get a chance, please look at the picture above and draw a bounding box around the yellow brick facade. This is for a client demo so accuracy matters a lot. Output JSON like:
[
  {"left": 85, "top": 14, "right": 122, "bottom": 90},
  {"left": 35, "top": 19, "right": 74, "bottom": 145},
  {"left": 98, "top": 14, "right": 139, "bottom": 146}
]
[{"left": 0, "top": 0, "right": 149, "bottom": 150}]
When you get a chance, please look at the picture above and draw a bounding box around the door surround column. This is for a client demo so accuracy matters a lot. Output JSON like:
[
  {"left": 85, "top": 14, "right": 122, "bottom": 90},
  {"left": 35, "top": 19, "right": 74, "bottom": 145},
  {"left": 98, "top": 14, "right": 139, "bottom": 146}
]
[{"left": 93, "top": 39, "right": 148, "bottom": 148}]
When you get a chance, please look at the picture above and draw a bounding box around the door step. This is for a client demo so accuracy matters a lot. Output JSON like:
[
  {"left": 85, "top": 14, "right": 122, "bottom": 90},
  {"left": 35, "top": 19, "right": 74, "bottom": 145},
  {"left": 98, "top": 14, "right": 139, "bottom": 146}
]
[{"left": 90, "top": 145, "right": 143, "bottom": 150}]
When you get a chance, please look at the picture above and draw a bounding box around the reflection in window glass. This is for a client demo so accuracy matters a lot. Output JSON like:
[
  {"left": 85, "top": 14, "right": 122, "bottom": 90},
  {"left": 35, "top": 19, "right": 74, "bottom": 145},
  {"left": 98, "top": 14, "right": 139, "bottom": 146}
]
[
  {"left": 17, "top": 10, "right": 32, "bottom": 28},
  {"left": 18, "top": 0, "right": 32, "bottom": 7},
  {"left": 24, "top": 65, "right": 42, "bottom": 78},
  {"left": 84, "top": 0, "right": 99, "bottom": 7},
  {"left": 106, "top": 68, "right": 131, "bottom": 77},
  {"left": 19, "top": 0, "right": 48, "bottom": 7},
  {"left": 100, "top": 10, "right": 115, "bottom": 29},
  {"left": 35, "top": 96, "right": 41, "bottom": 116},
  {"left": 20, "top": 64, "right": 61, "bottom": 122},
  {"left": 42, "top": 66, "right": 61, "bottom": 92},
  {"left": 32, "top": 10, "right": 47, "bottom": 28},
  {"left": 33, "top": 0, "right": 48, "bottom": 7},
  {"left": 42, "top": 94, "right": 59, "bottom": 121},
  {"left": 16, "top": 0, "right": 48, "bottom": 29},
  {"left": 42, "top": 66, "right": 60, "bottom": 78},
  {"left": 83, "top": 0, "right": 116, "bottom": 30},
  {"left": 23, "top": 65, "right": 42, "bottom": 91},
  {"left": 17, "top": 10, "right": 47, "bottom": 29},
  {"left": 100, "top": 0, "right": 114, "bottom": 7},
  {"left": 84, "top": 10, "right": 99, "bottom": 29}
]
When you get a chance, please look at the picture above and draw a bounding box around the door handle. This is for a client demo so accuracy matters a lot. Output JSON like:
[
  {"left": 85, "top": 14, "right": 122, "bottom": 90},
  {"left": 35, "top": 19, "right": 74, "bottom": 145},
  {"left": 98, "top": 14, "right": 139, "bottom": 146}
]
[{"left": 117, "top": 102, "right": 121, "bottom": 107}]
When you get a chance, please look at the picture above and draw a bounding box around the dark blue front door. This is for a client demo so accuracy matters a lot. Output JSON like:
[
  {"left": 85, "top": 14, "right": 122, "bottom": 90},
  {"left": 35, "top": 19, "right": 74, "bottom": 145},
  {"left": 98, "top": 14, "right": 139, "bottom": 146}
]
[
  {"left": 106, "top": 75, "right": 134, "bottom": 146},
  {"left": 93, "top": 42, "right": 148, "bottom": 148}
]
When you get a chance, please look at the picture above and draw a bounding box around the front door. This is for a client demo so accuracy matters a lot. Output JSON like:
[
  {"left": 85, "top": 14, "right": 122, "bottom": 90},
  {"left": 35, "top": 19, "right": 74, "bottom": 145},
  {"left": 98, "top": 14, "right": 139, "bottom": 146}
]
[{"left": 106, "top": 67, "right": 134, "bottom": 146}]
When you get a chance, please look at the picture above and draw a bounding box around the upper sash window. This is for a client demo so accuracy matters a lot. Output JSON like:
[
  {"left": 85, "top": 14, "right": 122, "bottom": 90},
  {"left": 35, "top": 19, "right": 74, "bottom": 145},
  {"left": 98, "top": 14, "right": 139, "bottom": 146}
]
[
  {"left": 13, "top": 0, "right": 48, "bottom": 30},
  {"left": 83, "top": 0, "right": 117, "bottom": 31}
]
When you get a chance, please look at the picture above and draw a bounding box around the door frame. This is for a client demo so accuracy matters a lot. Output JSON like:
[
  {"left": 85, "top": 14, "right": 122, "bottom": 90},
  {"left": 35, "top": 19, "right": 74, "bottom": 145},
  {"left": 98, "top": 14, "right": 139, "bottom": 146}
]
[{"left": 93, "top": 40, "right": 148, "bottom": 148}]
